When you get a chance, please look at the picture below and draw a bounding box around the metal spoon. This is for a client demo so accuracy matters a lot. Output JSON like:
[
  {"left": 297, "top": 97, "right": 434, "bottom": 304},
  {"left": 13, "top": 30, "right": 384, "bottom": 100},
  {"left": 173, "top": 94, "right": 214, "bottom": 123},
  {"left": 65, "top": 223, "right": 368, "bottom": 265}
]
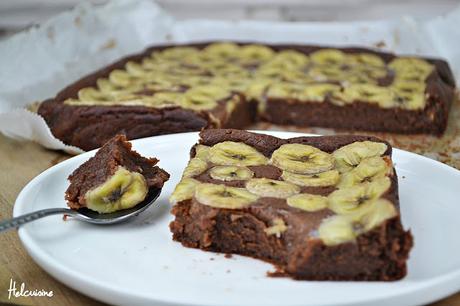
[{"left": 0, "top": 188, "right": 161, "bottom": 233}]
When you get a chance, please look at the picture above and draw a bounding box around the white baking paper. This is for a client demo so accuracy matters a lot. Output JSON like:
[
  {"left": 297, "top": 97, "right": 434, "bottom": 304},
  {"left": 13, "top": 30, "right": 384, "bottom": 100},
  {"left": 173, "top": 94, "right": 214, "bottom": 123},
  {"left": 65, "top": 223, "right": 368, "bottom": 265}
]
[{"left": 0, "top": 0, "right": 459, "bottom": 154}]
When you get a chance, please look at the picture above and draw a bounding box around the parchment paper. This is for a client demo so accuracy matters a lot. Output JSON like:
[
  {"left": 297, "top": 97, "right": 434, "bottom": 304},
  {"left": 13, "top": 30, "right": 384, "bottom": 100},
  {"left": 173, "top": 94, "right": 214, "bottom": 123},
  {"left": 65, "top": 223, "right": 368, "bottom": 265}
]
[{"left": 0, "top": 0, "right": 459, "bottom": 163}]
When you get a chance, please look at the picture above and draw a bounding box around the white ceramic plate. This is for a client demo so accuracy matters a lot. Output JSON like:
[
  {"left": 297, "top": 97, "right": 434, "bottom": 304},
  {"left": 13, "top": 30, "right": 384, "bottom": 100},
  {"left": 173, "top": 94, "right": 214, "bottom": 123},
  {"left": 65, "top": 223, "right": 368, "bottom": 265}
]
[{"left": 14, "top": 131, "right": 460, "bottom": 306}]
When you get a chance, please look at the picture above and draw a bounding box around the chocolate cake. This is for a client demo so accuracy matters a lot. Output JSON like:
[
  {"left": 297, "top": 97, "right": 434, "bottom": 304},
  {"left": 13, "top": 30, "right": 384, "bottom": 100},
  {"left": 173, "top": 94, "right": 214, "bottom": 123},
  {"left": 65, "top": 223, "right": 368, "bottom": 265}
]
[
  {"left": 169, "top": 129, "right": 413, "bottom": 281},
  {"left": 66, "top": 134, "right": 169, "bottom": 213},
  {"left": 37, "top": 42, "right": 456, "bottom": 151}
]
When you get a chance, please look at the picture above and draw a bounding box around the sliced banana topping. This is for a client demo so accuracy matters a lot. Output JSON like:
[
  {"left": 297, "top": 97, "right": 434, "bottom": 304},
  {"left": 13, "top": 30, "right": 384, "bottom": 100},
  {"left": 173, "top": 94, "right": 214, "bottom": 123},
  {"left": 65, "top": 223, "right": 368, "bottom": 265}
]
[
  {"left": 245, "top": 178, "right": 300, "bottom": 198},
  {"left": 143, "top": 92, "right": 183, "bottom": 108},
  {"left": 239, "top": 44, "right": 275, "bottom": 63},
  {"left": 337, "top": 156, "right": 392, "bottom": 188},
  {"left": 357, "top": 198, "right": 397, "bottom": 232},
  {"left": 270, "top": 50, "right": 310, "bottom": 68},
  {"left": 170, "top": 178, "right": 200, "bottom": 204},
  {"left": 340, "top": 84, "right": 393, "bottom": 106},
  {"left": 155, "top": 46, "right": 199, "bottom": 60},
  {"left": 203, "top": 42, "right": 240, "bottom": 58},
  {"left": 333, "top": 141, "right": 387, "bottom": 173},
  {"left": 182, "top": 158, "right": 208, "bottom": 178},
  {"left": 209, "top": 165, "right": 254, "bottom": 181},
  {"left": 194, "top": 145, "right": 210, "bottom": 161},
  {"left": 281, "top": 169, "right": 340, "bottom": 187},
  {"left": 310, "top": 49, "right": 346, "bottom": 66},
  {"left": 195, "top": 183, "right": 259, "bottom": 209},
  {"left": 388, "top": 57, "right": 434, "bottom": 77},
  {"left": 348, "top": 53, "right": 386, "bottom": 67},
  {"left": 287, "top": 193, "right": 328, "bottom": 212},
  {"left": 85, "top": 166, "right": 148, "bottom": 213},
  {"left": 267, "top": 83, "right": 341, "bottom": 102},
  {"left": 318, "top": 214, "right": 356, "bottom": 246},
  {"left": 318, "top": 198, "right": 396, "bottom": 246},
  {"left": 65, "top": 42, "right": 431, "bottom": 111},
  {"left": 264, "top": 218, "right": 288, "bottom": 237},
  {"left": 328, "top": 177, "right": 391, "bottom": 215},
  {"left": 209, "top": 141, "right": 268, "bottom": 166},
  {"left": 180, "top": 85, "right": 230, "bottom": 111},
  {"left": 271, "top": 144, "right": 335, "bottom": 174}
]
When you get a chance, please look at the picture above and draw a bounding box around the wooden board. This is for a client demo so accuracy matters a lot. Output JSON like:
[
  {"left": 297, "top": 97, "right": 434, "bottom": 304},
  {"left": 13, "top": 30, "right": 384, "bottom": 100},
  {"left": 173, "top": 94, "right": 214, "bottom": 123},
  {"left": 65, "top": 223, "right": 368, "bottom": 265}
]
[{"left": 0, "top": 132, "right": 458, "bottom": 306}]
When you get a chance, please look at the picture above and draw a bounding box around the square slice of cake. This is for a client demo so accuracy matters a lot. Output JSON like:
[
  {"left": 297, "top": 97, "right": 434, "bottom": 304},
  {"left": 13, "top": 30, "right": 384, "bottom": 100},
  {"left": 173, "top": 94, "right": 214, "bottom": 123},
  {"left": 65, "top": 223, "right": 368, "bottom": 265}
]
[
  {"left": 169, "top": 129, "right": 413, "bottom": 281},
  {"left": 66, "top": 134, "right": 169, "bottom": 213}
]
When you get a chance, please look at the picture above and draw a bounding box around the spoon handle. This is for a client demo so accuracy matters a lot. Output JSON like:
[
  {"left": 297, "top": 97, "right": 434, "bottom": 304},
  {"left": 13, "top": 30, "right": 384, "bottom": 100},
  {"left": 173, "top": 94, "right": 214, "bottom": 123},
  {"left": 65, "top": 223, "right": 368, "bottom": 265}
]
[{"left": 0, "top": 208, "right": 75, "bottom": 233}]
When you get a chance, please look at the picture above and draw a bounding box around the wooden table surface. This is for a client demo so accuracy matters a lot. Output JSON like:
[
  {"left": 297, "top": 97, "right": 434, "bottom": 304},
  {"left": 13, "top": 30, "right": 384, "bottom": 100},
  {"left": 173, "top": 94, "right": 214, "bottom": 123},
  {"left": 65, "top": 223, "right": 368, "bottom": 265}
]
[{"left": 0, "top": 133, "right": 459, "bottom": 306}]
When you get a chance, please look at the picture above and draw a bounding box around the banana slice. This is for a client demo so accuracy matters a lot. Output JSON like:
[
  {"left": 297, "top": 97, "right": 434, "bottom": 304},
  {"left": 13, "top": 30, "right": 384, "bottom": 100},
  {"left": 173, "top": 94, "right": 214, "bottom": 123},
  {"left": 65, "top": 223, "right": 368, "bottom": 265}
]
[
  {"left": 142, "top": 92, "right": 184, "bottom": 108},
  {"left": 209, "top": 141, "right": 268, "bottom": 167},
  {"left": 85, "top": 166, "right": 148, "bottom": 213},
  {"left": 338, "top": 156, "right": 392, "bottom": 188},
  {"left": 185, "top": 85, "right": 231, "bottom": 101},
  {"left": 208, "top": 63, "right": 249, "bottom": 78},
  {"left": 239, "top": 44, "right": 275, "bottom": 63},
  {"left": 352, "top": 65, "right": 388, "bottom": 80},
  {"left": 347, "top": 53, "right": 385, "bottom": 67},
  {"left": 96, "top": 78, "right": 143, "bottom": 96},
  {"left": 308, "top": 66, "right": 345, "bottom": 81},
  {"left": 318, "top": 214, "right": 356, "bottom": 246},
  {"left": 328, "top": 177, "right": 391, "bottom": 215},
  {"left": 318, "top": 198, "right": 396, "bottom": 246},
  {"left": 209, "top": 165, "right": 254, "bottom": 181},
  {"left": 391, "top": 81, "right": 426, "bottom": 110},
  {"left": 181, "top": 85, "right": 231, "bottom": 111},
  {"left": 109, "top": 69, "right": 142, "bottom": 88},
  {"left": 310, "top": 49, "right": 346, "bottom": 66},
  {"left": 271, "top": 144, "right": 335, "bottom": 174},
  {"left": 281, "top": 169, "right": 339, "bottom": 187},
  {"left": 194, "top": 145, "right": 210, "bottom": 161},
  {"left": 155, "top": 47, "right": 199, "bottom": 60},
  {"left": 246, "top": 178, "right": 300, "bottom": 198},
  {"left": 301, "top": 84, "right": 341, "bottom": 102},
  {"left": 182, "top": 158, "right": 208, "bottom": 178},
  {"left": 267, "top": 83, "right": 341, "bottom": 102},
  {"left": 211, "top": 77, "right": 249, "bottom": 92},
  {"left": 388, "top": 57, "right": 434, "bottom": 77},
  {"left": 333, "top": 141, "right": 387, "bottom": 173},
  {"left": 245, "top": 79, "right": 272, "bottom": 101},
  {"left": 265, "top": 82, "right": 301, "bottom": 99},
  {"left": 255, "top": 65, "right": 285, "bottom": 79},
  {"left": 269, "top": 50, "right": 310, "bottom": 68},
  {"left": 125, "top": 61, "right": 149, "bottom": 77},
  {"left": 356, "top": 198, "right": 397, "bottom": 232},
  {"left": 341, "top": 84, "right": 394, "bottom": 106},
  {"left": 195, "top": 183, "right": 258, "bottom": 209},
  {"left": 287, "top": 193, "right": 328, "bottom": 212},
  {"left": 203, "top": 42, "right": 240, "bottom": 58},
  {"left": 170, "top": 178, "right": 200, "bottom": 204},
  {"left": 77, "top": 87, "right": 111, "bottom": 102},
  {"left": 264, "top": 218, "right": 288, "bottom": 237}
]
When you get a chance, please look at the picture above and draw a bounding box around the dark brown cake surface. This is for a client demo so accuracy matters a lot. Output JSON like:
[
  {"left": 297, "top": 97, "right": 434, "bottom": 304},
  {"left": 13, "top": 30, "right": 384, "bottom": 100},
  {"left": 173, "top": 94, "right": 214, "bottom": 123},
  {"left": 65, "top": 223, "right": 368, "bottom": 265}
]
[
  {"left": 169, "top": 129, "right": 413, "bottom": 281},
  {"left": 37, "top": 42, "right": 456, "bottom": 150},
  {"left": 66, "top": 134, "right": 169, "bottom": 212}
]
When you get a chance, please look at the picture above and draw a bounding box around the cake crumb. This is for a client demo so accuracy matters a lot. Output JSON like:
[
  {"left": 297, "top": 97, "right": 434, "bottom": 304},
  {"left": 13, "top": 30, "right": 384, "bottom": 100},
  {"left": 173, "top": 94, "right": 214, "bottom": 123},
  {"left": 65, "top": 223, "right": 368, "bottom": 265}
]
[
  {"left": 374, "top": 40, "right": 386, "bottom": 49},
  {"left": 210, "top": 257, "right": 215, "bottom": 261},
  {"left": 267, "top": 269, "right": 287, "bottom": 278},
  {"left": 226, "top": 269, "right": 231, "bottom": 273},
  {"left": 224, "top": 254, "right": 233, "bottom": 259}
]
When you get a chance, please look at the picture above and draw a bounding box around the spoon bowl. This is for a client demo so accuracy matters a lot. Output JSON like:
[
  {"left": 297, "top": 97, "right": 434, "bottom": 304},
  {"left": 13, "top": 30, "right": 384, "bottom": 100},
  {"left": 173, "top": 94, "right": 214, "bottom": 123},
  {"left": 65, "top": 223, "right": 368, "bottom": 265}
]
[{"left": 0, "top": 188, "right": 161, "bottom": 232}]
